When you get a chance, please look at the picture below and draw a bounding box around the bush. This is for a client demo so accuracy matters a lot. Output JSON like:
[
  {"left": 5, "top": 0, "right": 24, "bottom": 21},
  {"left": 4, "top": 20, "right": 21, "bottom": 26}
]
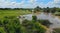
[
  {"left": 32, "top": 15, "right": 37, "bottom": 22},
  {"left": 38, "top": 20, "right": 52, "bottom": 27},
  {"left": 0, "top": 27, "right": 6, "bottom": 33},
  {"left": 22, "top": 19, "right": 46, "bottom": 33}
]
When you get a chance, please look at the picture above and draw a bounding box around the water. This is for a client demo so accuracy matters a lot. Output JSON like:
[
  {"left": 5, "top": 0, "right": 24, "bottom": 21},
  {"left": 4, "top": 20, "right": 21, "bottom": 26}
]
[{"left": 20, "top": 12, "right": 60, "bottom": 28}]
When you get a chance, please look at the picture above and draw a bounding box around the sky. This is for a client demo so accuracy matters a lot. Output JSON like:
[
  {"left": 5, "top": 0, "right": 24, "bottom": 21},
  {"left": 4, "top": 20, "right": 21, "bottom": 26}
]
[{"left": 0, "top": 0, "right": 60, "bottom": 8}]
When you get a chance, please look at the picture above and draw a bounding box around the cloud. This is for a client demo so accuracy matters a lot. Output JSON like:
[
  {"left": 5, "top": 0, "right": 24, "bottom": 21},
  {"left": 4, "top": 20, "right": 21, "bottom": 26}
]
[
  {"left": 54, "top": 0, "right": 60, "bottom": 3},
  {"left": 0, "top": 0, "right": 60, "bottom": 8},
  {"left": 40, "top": 0, "right": 60, "bottom": 8},
  {"left": 54, "top": 0, "right": 60, "bottom": 5},
  {"left": 29, "top": 0, "right": 37, "bottom": 3},
  {"left": 0, "top": 0, "right": 38, "bottom": 8},
  {"left": 0, "top": 0, "right": 25, "bottom": 8},
  {"left": 53, "top": 0, "right": 60, "bottom": 7}
]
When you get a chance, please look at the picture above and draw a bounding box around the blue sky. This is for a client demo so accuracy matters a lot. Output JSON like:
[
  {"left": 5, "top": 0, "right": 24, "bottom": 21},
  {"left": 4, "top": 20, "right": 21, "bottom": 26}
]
[{"left": 0, "top": 0, "right": 60, "bottom": 8}]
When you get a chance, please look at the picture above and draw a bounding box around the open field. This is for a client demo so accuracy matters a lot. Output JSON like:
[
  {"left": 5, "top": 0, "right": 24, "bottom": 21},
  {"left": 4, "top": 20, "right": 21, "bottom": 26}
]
[{"left": 0, "top": 10, "right": 31, "bottom": 19}]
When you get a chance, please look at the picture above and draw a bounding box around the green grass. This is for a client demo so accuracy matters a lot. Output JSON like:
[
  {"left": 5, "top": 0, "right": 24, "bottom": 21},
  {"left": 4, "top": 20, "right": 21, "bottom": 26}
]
[
  {"left": 0, "top": 10, "right": 31, "bottom": 19},
  {"left": 0, "top": 27, "right": 6, "bottom": 33},
  {"left": 55, "top": 12, "right": 60, "bottom": 14},
  {"left": 54, "top": 12, "right": 60, "bottom": 16}
]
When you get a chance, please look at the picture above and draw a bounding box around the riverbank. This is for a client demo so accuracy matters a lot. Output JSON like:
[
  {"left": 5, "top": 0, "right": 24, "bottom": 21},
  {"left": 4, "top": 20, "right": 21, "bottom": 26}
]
[{"left": 20, "top": 12, "right": 60, "bottom": 28}]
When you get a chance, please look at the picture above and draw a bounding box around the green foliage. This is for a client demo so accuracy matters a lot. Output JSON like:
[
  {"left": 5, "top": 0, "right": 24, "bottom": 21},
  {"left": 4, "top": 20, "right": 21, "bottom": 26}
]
[
  {"left": 34, "top": 6, "right": 41, "bottom": 13},
  {"left": 22, "top": 19, "right": 46, "bottom": 33},
  {"left": 0, "top": 16, "right": 21, "bottom": 33},
  {"left": 54, "top": 8, "right": 60, "bottom": 16},
  {"left": 0, "top": 20, "right": 3, "bottom": 26},
  {"left": 0, "top": 27, "right": 6, "bottom": 33},
  {"left": 38, "top": 20, "right": 52, "bottom": 27},
  {"left": 32, "top": 15, "right": 37, "bottom": 22},
  {"left": 43, "top": 7, "right": 50, "bottom": 13},
  {"left": 43, "top": 7, "right": 57, "bottom": 13},
  {"left": 0, "top": 9, "right": 48, "bottom": 33},
  {"left": 0, "top": 16, "right": 47, "bottom": 33},
  {"left": 33, "top": 22, "right": 46, "bottom": 33}
]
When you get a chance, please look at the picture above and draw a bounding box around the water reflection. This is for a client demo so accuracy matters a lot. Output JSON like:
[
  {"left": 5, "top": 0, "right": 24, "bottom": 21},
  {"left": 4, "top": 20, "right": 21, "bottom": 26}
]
[{"left": 21, "top": 12, "right": 60, "bottom": 28}]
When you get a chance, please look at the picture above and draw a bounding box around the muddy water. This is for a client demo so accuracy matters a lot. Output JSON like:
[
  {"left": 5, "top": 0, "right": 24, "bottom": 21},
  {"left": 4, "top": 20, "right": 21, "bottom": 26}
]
[{"left": 21, "top": 12, "right": 60, "bottom": 28}]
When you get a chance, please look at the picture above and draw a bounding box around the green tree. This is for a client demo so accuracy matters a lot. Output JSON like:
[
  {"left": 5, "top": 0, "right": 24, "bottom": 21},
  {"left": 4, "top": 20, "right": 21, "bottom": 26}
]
[
  {"left": 51, "top": 7, "right": 57, "bottom": 13},
  {"left": 34, "top": 6, "right": 41, "bottom": 13},
  {"left": 32, "top": 15, "right": 37, "bottom": 22}
]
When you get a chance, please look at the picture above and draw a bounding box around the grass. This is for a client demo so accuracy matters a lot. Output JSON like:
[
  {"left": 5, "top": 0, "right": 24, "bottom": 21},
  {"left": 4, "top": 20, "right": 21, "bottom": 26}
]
[
  {"left": 53, "top": 28, "right": 60, "bottom": 33},
  {"left": 0, "top": 10, "right": 31, "bottom": 19},
  {"left": 0, "top": 27, "right": 6, "bottom": 33},
  {"left": 54, "top": 12, "right": 60, "bottom": 16}
]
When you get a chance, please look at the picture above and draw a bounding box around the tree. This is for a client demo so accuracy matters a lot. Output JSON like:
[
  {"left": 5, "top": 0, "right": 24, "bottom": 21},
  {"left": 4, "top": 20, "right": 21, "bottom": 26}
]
[
  {"left": 34, "top": 6, "right": 41, "bottom": 13},
  {"left": 32, "top": 15, "right": 37, "bottom": 22},
  {"left": 45, "top": 7, "right": 50, "bottom": 13},
  {"left": 51, "top": 7, "right": 57, "bottom": 13},
  {"left": 43, "top": 7, "right": 50, "bottom": 13}
]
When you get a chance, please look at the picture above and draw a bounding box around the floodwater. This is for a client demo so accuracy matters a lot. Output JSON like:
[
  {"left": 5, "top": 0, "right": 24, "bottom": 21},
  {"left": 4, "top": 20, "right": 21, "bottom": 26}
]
[{"left": 20, "top": 12, "right": 60, "bottom": 28}]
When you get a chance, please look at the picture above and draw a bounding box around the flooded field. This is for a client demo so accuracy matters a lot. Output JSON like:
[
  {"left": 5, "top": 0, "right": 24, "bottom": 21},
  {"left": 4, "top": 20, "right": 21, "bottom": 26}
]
[{"left": 21, "top": 12, "right": 60, "bottom": 28}]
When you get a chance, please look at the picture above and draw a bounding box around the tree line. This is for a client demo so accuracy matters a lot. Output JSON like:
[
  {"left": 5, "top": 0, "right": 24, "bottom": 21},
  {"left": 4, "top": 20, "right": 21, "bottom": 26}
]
[
  {"left": 0, "top": 8, "right": 33, "bottom": 10},
  {"left": 34, "top": 6, "right": 60, "bottom": 13},
  {"left": 0, "top": 6, "right": 60, "bottom": 14}
]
